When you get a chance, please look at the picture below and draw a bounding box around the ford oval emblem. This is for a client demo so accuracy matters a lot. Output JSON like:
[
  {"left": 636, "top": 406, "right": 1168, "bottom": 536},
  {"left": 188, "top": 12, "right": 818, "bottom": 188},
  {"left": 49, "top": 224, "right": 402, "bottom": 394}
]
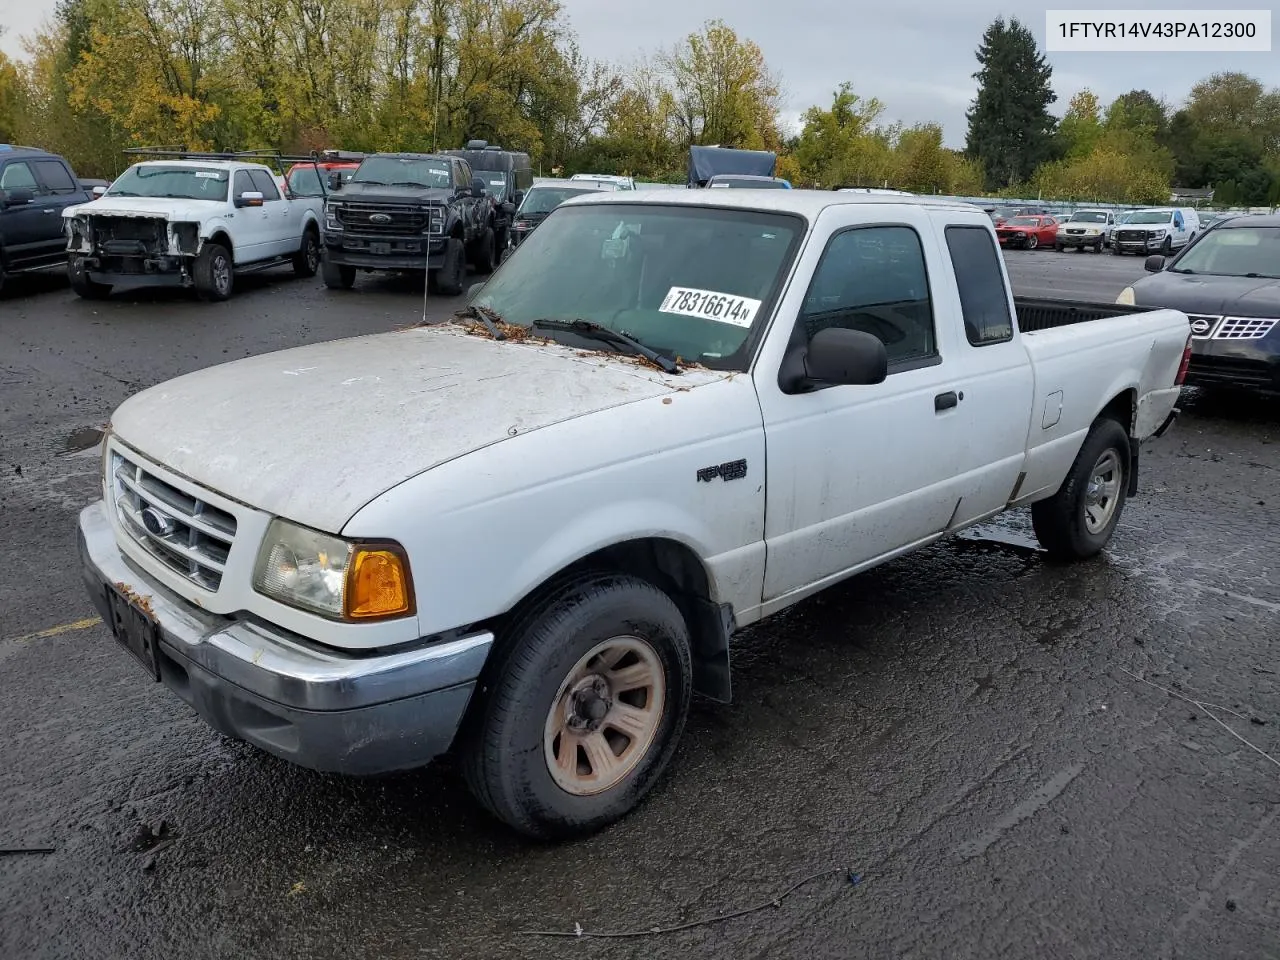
[
  {"left": 369, "top": 213, "right": 392, "bottom": 224},
  {"left": 1190, "top": 318, "right": 1211, "bottom": 335},
  {"left": 140, "top": 506, "right": 176, "bottom": 537}
]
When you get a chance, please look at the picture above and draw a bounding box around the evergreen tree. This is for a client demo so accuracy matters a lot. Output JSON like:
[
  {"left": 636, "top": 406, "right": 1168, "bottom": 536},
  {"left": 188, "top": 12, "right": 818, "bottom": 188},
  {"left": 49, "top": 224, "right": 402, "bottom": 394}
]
[{"left": 964, "top": 17, "right": 1057, "bottom": 190}]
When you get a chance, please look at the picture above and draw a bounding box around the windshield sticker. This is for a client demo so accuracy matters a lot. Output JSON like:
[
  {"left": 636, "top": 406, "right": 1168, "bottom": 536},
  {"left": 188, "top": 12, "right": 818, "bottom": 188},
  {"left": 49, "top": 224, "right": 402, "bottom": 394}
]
[
  {"left": 660, "top": 286, "right": 762, "bottom": 327},
  {"left": 194, "top": 171, "right": 223, "bottom": 179},
  {"left": 601, "top": 238, "right": 628, "bottom": 259},
  {"left": 490, "top": 179, "right": 505, "bottom": 185}
]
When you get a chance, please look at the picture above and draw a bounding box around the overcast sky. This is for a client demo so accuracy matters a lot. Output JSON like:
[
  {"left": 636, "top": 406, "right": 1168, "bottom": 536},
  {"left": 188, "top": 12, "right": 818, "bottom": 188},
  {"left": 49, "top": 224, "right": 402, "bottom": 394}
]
[{"left": 3, "top": 1, "right": 1278, "bottom": 147}]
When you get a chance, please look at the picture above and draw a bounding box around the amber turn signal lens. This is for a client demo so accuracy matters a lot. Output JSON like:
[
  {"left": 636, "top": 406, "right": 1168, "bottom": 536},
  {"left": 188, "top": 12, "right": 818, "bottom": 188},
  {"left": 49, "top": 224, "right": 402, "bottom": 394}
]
[{"left": 345, "top": 547, "right": 413, "bottom": 619}]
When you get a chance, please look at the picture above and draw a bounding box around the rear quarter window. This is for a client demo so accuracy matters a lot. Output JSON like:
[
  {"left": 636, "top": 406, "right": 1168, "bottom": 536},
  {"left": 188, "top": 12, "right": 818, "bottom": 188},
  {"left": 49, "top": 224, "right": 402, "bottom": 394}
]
[{"left": 945, "top": 225, "right": 1014, "bottom": 346}]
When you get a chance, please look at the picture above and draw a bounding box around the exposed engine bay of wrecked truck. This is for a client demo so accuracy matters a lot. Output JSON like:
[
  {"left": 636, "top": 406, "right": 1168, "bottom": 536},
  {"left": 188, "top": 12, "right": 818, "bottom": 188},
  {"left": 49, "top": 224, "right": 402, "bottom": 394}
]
[{"left": 67, "top": 215, "right": 203, "bottom": 276}]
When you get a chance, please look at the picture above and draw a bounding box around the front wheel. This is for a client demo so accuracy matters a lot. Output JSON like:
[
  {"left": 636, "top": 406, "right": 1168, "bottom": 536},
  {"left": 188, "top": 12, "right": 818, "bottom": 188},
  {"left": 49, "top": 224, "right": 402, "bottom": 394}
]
[
  {"left": 1032, "top": 418, "right": 1131, "bottom": 560},
  {"left": 1162, "top": 237, "right": 1172, "bottom": 256},
  {"left": 194, "top": 243, "right": 233, "bottom": 301},
  {"left": 460, "top": 572, "right": 693, "bottom": 839},
  {"left": 1026, "top": 234, "right": 1038, "bottom": 250},
  {"left": 293, "top": 228, "right": 320, "bottom": 278},
  {"left": 1111, "top": 244, "right": 1123, "bottom": 256},
  {"left": 433, "top": 237, "right": 466, "bottom": 296},
  {"left": 68, "top": 255, "right": 112, "bottom": 300},
  {"left": 321, "top": 259, "right": 355, "bottom": 290},
  {"left": 1054, "top": 242, "right": 1064, "bottom": 252},
  {"left": 470, "top": 226, "right": 496, "bottom": 275}
]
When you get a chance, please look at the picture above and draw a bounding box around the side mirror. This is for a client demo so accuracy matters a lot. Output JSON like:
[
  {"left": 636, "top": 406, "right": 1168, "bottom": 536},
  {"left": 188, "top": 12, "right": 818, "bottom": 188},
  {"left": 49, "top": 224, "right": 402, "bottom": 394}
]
[
  {"left": 470, "top": 176, "right": 487, "bottom": 199},
  {"left": 1144, "top": 255, "right": 1165, "bottom": 273},
  {"left": 781, "top": 327, "right": 888, "bottom": 392},
  {"left": 467, "top": 281, "right": 486, "bottom": 300},
  {"left": 3, "top": 188, "right": 35, "bottom": 207},
  {"left": 92, "top": 185, "right": 107, "bottom": 198},
  {"left": 235, "top": 191, "right": 264, "bottom": 208},
  {"left": 327, "top": 172, "right": 342, "bottom": 191}
]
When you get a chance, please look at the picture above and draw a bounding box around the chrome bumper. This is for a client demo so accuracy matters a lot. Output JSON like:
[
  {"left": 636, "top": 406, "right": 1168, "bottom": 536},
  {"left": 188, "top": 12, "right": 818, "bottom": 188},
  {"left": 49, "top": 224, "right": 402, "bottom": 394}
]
[{"left": 78, "top": 500, "right": 493, "bottom": 775}]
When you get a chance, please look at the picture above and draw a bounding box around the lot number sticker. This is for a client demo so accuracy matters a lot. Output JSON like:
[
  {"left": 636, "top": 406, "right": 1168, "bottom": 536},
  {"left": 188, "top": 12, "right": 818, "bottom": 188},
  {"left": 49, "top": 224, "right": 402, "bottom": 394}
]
[{"left": 660, "top": 286, "right": 762, "bottom": 327}]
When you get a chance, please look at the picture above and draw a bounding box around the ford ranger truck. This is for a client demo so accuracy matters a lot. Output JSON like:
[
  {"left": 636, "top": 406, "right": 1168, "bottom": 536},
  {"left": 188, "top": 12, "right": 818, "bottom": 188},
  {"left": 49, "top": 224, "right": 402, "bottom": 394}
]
[{"left": 79, "top": 191, "right": 1191, "bottom": 840}]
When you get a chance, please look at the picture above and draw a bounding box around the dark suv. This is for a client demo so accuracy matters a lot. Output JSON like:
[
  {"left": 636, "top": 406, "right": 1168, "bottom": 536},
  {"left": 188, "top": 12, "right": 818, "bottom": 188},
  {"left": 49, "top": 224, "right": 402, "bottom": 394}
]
[
  {"left": 0, "top": 145, "right": 97, "bottom": 291},
  {"left": 319, "top": 152, "right": 494, "bottom": 294},
  {"left": 442, "top": 141, "right": 533, "bottom": 252}
]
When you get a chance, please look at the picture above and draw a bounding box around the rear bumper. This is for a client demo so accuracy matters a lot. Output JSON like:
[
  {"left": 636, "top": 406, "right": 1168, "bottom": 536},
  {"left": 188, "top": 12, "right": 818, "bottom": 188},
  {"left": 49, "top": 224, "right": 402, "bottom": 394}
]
[{"left": 78, "top": 500, "right": 492, "bottom": 775}]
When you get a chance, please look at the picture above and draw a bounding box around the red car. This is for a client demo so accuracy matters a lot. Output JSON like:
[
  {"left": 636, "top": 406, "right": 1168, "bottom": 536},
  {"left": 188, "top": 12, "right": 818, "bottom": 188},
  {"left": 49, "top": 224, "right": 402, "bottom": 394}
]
[
  {"left": 284, "top": 151, "right": 365, "bottom": 197},
  {"left": 995, "top": 215, "right": 1058, "bottom": 250}
]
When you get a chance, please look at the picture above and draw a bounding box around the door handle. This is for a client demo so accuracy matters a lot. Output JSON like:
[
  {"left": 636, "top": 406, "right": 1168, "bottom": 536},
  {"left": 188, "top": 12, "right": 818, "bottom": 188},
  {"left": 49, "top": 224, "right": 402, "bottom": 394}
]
[{"left": 934, "top": 391, "right": 959, "bottom": 412}]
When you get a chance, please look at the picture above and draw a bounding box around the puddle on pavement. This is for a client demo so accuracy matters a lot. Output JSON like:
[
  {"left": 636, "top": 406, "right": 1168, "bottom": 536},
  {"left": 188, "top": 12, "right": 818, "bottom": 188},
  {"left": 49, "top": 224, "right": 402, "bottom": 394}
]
[
  {"left": 63, "top": 426, "right": 105, "bottom": 454},
  {"left": 955, "top": 523, "right": 1043, "bottom": 553}
]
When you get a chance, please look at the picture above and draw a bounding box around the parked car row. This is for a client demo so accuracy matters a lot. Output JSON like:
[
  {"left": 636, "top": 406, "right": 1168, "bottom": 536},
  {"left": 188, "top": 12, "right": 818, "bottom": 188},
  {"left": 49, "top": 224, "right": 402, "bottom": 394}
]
[{"left": 987, "top": 205, "right": 1207, "bottom": 256}]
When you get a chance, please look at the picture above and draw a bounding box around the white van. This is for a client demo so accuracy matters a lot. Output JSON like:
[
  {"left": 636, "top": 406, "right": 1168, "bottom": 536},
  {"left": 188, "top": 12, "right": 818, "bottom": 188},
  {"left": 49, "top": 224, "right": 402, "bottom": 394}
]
[{"left": 1111, "top": 207, "right": 1200, "bottom": 256}]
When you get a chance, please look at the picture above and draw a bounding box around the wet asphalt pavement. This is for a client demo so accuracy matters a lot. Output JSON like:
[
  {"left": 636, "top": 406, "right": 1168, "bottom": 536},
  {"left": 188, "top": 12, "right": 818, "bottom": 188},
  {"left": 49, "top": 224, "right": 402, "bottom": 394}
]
[{"left": 2, "top": 250, "right": 1278, "bottom": 960}]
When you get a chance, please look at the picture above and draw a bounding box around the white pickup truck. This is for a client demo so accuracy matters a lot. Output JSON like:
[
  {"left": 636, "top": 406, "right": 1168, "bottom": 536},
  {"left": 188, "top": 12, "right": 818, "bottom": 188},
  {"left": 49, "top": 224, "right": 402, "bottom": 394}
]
[
  {"left": 78, "top": 191, "right": 1191, "bottom": 839},
  {"left": 63, "top": 158, "right": 323, "bottom": 301}
]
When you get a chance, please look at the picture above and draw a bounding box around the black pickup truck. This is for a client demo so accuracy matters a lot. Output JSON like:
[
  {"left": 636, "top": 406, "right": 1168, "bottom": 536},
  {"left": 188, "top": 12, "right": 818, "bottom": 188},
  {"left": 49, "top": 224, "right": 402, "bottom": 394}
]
[
  {"left": 0, "top": 145, "right": 100, "bottom": 292},
  {"left": 319, "top": 152, "right": 494, "bottom": 295}
]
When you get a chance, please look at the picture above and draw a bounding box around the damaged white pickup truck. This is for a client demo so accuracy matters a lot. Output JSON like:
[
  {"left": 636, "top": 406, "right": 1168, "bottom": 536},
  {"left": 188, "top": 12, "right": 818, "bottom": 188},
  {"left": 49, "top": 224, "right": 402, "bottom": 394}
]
[
  {"left": 63, "top": 158, "right": 323, "bottom": 301},
  {"left": 78, "top": 190, "right": 1191, "bottom": 838}
]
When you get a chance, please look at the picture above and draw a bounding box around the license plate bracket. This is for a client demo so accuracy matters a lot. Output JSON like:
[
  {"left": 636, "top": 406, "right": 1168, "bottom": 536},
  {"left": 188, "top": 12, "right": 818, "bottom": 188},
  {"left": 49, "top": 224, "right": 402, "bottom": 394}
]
[
  {"left": 370, "top": 241, "right": 391, "bottom": 255},
  {"left": 105, "top": 582, "right": 161, "bottom": 681}
]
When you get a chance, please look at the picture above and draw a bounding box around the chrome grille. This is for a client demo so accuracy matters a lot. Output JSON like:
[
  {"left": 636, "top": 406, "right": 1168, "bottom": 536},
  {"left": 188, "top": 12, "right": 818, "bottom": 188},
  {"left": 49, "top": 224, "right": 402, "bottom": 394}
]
[
  {"left": 110, "top": 450, "right": 237, "bottom": 591},
  {"left": 1213, "top": 316, "right": 1278, "bottom": 340},
  {"left": 336, "top": 202, "right": 441, "bottom": 235}
]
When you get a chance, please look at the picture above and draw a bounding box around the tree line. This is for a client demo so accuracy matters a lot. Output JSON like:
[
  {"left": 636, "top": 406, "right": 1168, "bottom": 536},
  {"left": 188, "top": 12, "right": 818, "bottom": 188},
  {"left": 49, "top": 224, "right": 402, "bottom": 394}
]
[{"left": 0, "top": 3, "right": 1276, "bottom": 205}]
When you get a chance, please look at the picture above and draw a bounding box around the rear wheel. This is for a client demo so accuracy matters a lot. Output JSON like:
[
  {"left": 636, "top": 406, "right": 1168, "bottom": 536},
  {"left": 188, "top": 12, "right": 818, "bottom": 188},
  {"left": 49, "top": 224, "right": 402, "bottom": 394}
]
[
  {"left": 194, "top": 243, "right": 233, "bottom": 301},
  {"left": 460, "top": 573, "right": 693, "bottom": 839},
  {"left": 68, "top": 255, "right": 112, "bottom": 300},
  {"left": 321, "top": 259, "right": 355, "bottom": 290},
  {"left": 1032, "top": 418, "right": 1130, "bottom": 560},
  {"left": 293, "top": 227, "right": 320, "bottom": 278}
]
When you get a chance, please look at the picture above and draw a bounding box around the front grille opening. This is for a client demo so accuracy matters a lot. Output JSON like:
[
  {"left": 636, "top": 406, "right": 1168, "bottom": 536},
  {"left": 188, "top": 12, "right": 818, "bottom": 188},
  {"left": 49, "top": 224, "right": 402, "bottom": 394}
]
[{"left": 111, "top": 451, "right": 237, "bottom": 592}]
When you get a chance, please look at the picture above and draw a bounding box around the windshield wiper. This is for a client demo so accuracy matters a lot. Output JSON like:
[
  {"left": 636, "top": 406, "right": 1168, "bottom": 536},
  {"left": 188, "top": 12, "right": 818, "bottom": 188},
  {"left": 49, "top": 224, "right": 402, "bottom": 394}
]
[
  {"left": 1170, "top": 267, "right": 1195, "bottom": 274},
  {"left": 455, "top": 303, "right": 505, "bottom": 340},
  {"left": 1244, "top": 272, "right": 1280, "bottom": 279},
  {"left": 392, "top": 181, "right": 429, "bottom": 188},
  {"left": 531, "top": 319, "right": 679, "bottom": 373}
]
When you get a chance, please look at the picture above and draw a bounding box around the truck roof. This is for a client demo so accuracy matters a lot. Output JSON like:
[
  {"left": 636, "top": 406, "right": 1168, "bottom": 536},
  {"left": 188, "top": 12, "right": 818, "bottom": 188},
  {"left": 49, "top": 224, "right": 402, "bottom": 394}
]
[
  {"left": 130, "top": 159, "right": 262, "bottom": 171},
  {"left": 562, "top": 188, "right": 986, "bottom": 218},
  {"left": 0, "top": 144, "right": 61, "bottom": 159}
]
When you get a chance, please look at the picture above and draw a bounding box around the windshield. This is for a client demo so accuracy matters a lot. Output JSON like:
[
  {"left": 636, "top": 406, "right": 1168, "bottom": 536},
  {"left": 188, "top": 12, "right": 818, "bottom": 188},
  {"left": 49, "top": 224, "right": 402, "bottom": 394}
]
[
  {"left": 472, "top": 204, "right": 803, "bottom": 369},
  {"left": 107, "top": 164, "right": 229, "bottom": 201},
  {"left": 287, "top": 165, "right": 325, "bottom": 197},
  {"left": 518, "top": 187, "right": 599, "bottom": 215},
  {"left": 709, "top": 177, "right": 787, "bottom": 189},
  {"left": 352, "top": 156, "right": 451, "bottom": 188},
  {"left": 1007, "top": 217, "right": 1039, "bottom": 226},
  {"left": 484, "top": 177, "right": 508, "bottom": 201},
  {"left": 1070, "top": 212, "right": 1108, "bottom": 223},
  {"left": 1171, "top": 227, "right": 1280, "bottom": 278},
  {"left": 1128, "top": 211, "right": 1172, "bottom": 225}
]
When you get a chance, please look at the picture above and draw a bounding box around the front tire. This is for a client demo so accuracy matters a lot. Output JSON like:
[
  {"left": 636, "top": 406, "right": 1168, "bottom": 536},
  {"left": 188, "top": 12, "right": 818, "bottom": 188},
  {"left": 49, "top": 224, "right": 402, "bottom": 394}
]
[
  {"left": 321, "top": 259, "right": 356, "bottom": 290},
  {"left": 433, "top": 237, "right": 466, "bottom": 296},
  {"left": 293, "top": 227, "right": 320, "bottom": 278},
  {"left": 1026, "top": 234, "right": 1038, "bottom": 250},
  {"left": 1162, "top": 237, "right": 1172, "bottom": 256},
  {"left": 1032, "top": 418, "right": 1131, "bottom": 560},
  {"left": 68, "top": 255, "right": 112, "bottom": 300},
  {"left": 461, "top": 572, "right": 693, "bottom": 840},
  {"left": 470, "top": 226, "right": 496, "bottom": 275},
  {"left": 194, "top": 243, "right": 233, "bottom": 301}
]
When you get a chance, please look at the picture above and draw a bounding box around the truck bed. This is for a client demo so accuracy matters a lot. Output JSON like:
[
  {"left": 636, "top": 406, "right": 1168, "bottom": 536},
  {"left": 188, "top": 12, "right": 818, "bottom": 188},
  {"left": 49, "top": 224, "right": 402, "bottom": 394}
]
[{"left": 1015, "top": 298, "right": 1157, "bottom": 334}]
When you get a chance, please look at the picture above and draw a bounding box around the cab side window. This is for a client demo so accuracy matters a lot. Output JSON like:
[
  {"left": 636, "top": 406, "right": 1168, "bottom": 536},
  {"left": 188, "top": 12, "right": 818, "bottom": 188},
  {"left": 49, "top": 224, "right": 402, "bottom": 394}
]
[
  {"left": 248, "top": 170, "right": 281, "bottom": 201},
  {"left": 232, "top": 170, "right": 255, "bottom": 200},
  {"left": 1, "top": 161, "right": 40, "bottom": 193},
  {"left": 798, "top": 225, "right": 938, "bottom": 370},
  {"left": 34, "top": 160, "right": 78, "bottom": 195},
  {"left": 945, "top": 225, "right": 1014, "bottom": 346}
]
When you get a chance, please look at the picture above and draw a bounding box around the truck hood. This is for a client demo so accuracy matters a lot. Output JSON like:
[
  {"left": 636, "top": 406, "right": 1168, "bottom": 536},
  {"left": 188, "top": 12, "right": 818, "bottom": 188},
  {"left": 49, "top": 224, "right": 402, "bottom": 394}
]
[
  {"left": 1132, "top": 272, "right": 1280, "bottom": 316},
  {"left": 334, "top": 182, "right": 455, "bottom": 205},
  {"left": 63, "top": 196, "right": 224, "bottom": 219},
  {"left": 109, "top": 325, "right": 729, "bottom": 533}
]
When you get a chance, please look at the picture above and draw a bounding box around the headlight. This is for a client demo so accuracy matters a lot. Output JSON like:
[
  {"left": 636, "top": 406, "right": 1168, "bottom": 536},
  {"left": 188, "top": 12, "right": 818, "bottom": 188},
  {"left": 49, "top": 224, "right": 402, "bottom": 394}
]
[
  {"left": 1152, "top": 229, "right": 1166, "bottom": 238},
  {"left": 1116, "top": 286, "right": 1136, "bottom": 306},
  {"left": 426, "top": 207, "right": 445, "bottom": 234},
  {"left": 252, "top": 519, "right": 414, "bottom": 621},
  {"left": 324, "top": 202, "right": 343, "bottom": 231}
]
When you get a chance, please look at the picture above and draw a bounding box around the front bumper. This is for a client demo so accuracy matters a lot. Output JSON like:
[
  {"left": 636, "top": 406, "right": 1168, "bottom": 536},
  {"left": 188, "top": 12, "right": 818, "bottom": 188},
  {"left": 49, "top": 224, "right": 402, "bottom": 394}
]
[
  {"left": 73, "top": 252, "right": 191, "bottom": 287},
  {"left": 1113, "top": 235, "right": 1165, "bottom": 253},
  {"left": 78, "top": 500, "right": 493, "bottom": 775},
  {"left": 1059, "top": 232, "right": 1104, "bottom": 247},
  {"left": 322, "top": 235, "right": 446, "bottom": 272}
]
